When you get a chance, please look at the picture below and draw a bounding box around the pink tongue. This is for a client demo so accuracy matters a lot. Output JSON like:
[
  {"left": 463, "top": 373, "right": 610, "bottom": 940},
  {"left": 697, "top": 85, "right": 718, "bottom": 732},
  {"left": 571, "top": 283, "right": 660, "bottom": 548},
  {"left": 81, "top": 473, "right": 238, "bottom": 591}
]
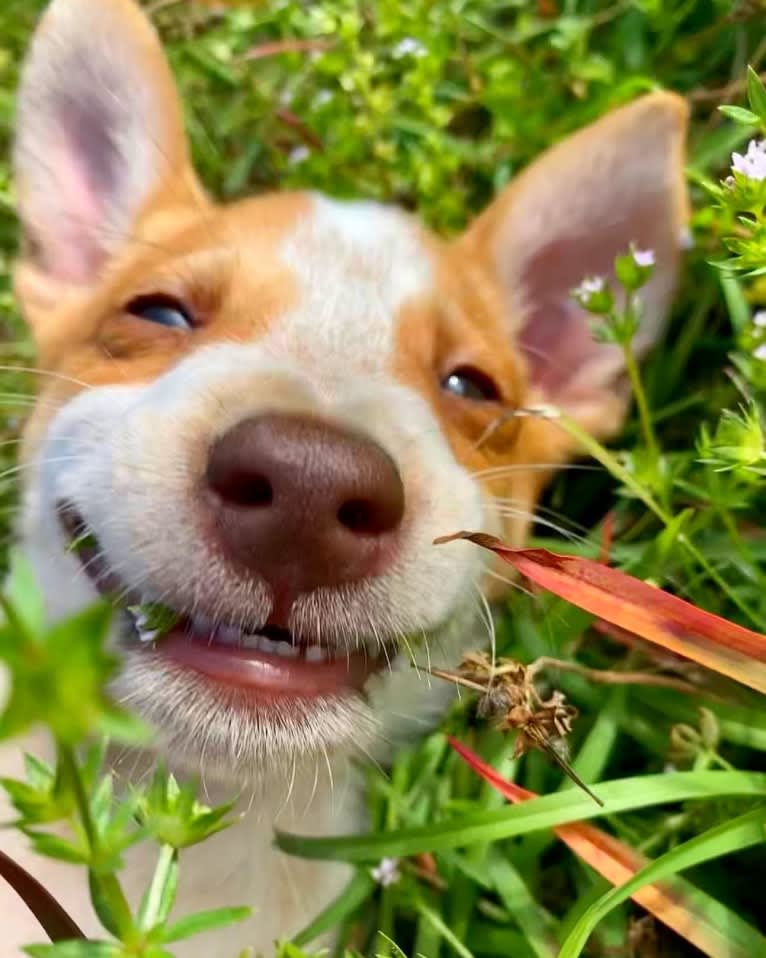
[{"left": 156, "top": 632, "right": 378, "bottom": 697}]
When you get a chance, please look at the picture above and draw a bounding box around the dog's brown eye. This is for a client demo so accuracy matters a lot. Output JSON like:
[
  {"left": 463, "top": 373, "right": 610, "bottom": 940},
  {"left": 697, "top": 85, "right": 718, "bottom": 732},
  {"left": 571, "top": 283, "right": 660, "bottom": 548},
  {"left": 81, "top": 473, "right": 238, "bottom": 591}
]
[
  {"left": 126, "top": 294, "right": 193, "bottom": 330},
  {"left": 441, "top": 366, "right": 501, "bottom": 402}
]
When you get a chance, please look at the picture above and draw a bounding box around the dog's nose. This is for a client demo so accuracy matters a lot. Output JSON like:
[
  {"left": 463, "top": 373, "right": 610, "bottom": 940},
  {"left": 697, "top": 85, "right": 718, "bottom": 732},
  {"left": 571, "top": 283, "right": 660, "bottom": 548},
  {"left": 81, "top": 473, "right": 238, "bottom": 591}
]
[{"left": 205, "top": 414, "right": 405, "bottom": 597}]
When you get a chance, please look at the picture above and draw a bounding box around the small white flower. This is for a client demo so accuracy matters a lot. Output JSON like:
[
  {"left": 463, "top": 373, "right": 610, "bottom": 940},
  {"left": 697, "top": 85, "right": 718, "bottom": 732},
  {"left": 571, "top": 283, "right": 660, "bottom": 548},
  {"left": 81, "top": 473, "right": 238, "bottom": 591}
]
[
  {"left": 679, "top": 226, "right": 695, "bottom": 250},
  {"left": 392, "top": 37, "right": 427, "bottom": 59},
  {"left": 315, "top": 89, "right": 333, "bottom": 106},
  {"left": 632, "top": 247, "right": 655, "bottom": 268},
  {"left": 753, "top": 310, "right": 766, "bottom": 328},
  {"left": 371, "top": 857, "right": 401, "bottom": 887},
  {"left": 287, "top": 145, "right": 310, "bottom": 166},
  {"left": 573, "top": 275, "right": 605, "bottom": 298},
  {"left": 731, "top": 139, "right": 766, "bottom": 182},
  {"left": 754, "top": 343, "right": 766, "bottom": 361}
]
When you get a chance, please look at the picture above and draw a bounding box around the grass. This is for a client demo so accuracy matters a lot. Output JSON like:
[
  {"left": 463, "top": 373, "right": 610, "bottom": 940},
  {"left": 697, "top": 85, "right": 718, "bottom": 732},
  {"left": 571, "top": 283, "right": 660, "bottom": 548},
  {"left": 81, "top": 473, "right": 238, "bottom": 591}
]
[{"left": 1, "top": 1, "right": 766, "bottom": 957}]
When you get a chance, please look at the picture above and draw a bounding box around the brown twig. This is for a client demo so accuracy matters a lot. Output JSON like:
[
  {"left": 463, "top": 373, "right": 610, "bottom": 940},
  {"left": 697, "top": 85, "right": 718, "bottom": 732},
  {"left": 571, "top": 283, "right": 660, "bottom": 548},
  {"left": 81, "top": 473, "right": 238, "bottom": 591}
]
[
  {"left": 0, "top": 847, "right": 84, "bottom": 941},
  {"left": 275, "top": 108, "right": 324, "bottom": 151},
  {"left": 243, "top": 38, "right": 335, "bottom": 61},
  {"left": 529, "top": 656, "right": 703, "bottom": 697}
]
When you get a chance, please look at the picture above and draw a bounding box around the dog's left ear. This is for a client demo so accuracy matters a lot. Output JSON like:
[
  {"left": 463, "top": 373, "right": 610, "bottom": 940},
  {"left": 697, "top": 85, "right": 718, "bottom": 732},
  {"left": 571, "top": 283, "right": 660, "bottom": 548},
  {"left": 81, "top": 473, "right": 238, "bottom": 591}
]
[
  {"left": 460, "top": 93, "right": 689, "bottom": 440},
  {"left": 13, "top": 0, "right": 205, "bottom": 325}
]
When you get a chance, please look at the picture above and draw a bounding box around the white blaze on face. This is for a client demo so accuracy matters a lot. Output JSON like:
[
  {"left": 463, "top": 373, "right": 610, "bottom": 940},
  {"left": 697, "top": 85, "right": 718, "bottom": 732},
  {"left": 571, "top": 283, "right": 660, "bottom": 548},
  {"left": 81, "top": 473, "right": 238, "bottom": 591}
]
[{"left": 272, "top": 195, "right": 433, "bottom": 382}]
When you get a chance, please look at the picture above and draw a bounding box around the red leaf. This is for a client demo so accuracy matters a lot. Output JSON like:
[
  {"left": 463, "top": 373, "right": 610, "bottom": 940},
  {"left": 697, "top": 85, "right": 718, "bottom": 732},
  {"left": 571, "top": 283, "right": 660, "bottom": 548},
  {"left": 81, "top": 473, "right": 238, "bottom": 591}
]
[{"left": 436, "top": 532, "right": 766, "bottom": 693}]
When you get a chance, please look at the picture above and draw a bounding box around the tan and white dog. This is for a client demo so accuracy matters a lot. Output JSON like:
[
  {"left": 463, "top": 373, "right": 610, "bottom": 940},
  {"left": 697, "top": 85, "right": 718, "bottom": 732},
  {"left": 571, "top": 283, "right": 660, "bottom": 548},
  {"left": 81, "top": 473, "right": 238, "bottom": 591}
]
[{"left": 1, "top": 0, "right": 689, "bottom": 953}]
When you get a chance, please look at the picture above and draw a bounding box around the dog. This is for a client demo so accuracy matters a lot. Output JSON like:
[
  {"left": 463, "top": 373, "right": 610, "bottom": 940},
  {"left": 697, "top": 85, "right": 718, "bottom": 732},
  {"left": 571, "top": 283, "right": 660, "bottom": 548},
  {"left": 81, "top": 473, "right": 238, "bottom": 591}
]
[{"left": 0, "top": 0, "right": 689, "bottom": 953}]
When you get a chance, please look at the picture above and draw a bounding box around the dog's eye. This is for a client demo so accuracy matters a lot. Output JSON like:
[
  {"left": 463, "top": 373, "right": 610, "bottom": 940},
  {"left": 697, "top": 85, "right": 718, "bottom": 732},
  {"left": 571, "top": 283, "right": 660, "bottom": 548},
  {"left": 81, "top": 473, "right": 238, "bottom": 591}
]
[
  {"left": 441, "top": 366, "right": 501, "bottom": 402},
  {"left": 126, "top": 294, "right": 194, "bottom": 330}
]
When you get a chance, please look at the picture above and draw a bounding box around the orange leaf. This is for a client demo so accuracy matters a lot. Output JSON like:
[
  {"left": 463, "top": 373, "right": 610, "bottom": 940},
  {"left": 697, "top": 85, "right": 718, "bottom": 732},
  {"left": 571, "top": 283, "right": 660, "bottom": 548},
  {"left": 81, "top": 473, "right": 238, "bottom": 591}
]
[
  {"left": 448, "top": 736, "right": 751, "bottom": 958},
  {"left": 436, "top": 532, "right": 766, "bottom": 693}
]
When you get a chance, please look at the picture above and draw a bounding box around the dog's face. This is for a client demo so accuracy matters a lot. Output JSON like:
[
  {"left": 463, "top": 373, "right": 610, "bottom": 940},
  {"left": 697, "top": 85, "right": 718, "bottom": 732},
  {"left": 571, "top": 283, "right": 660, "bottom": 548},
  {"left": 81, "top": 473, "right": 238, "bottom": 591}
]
[{"left": 12, "top": 0, "right": 688, "bottom": 783}]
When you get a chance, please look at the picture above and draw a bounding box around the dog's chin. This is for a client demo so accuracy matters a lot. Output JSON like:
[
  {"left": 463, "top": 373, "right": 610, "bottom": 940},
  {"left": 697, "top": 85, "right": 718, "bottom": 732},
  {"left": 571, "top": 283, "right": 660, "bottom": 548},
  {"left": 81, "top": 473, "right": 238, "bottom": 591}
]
[{"left": 112, "top": 648, "right": 383, "bottom": 787}]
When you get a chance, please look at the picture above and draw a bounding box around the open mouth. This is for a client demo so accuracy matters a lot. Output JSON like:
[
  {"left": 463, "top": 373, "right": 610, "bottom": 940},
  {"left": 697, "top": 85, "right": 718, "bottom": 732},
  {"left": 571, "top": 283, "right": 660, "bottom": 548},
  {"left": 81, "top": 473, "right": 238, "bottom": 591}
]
[{"left": 58, "top": 504, "right": 388, "bottom": 700}]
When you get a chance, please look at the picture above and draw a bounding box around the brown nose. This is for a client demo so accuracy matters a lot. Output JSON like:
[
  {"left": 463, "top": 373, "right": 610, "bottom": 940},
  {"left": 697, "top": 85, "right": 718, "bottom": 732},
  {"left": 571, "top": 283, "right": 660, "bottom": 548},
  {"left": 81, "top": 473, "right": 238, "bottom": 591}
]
[{"left": 205, "top": 414, "right": 405, "bottom": 600}]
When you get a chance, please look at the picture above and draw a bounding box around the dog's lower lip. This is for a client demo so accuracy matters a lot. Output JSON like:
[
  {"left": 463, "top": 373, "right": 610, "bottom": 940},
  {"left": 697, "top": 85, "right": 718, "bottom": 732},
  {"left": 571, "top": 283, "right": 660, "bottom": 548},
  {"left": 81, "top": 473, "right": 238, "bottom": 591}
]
[{"left": 154, "top": 630, "right": 380, "bottom": 697}]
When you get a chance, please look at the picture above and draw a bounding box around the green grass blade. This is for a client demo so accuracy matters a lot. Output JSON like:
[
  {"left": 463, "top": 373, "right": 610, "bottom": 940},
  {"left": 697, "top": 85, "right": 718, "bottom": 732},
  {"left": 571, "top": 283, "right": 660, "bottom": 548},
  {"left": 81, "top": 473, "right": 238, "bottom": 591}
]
[
  {"left": 275, "top": 771, "right": 766, "bottom": 862},
  {"left": 414, "top": 900, "right": 475, "bottom": 958},
  {"left": 291, "top": 870, "right": 375, "bottom": 947},
  {"left": 486, "top": 851, "right": 558, "bottom": 958}
]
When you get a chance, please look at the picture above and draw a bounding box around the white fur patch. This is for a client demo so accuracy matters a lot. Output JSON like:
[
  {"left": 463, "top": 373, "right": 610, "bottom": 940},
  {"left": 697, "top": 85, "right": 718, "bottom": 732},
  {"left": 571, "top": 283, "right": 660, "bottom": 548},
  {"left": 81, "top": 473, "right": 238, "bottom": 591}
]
[{"left": 272, "top": 195, "right": 433, "bottom": 383}]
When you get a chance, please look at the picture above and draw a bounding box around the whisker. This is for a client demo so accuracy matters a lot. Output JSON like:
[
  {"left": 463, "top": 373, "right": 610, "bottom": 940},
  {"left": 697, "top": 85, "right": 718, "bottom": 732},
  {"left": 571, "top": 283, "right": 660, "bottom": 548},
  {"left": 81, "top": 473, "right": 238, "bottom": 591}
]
[
  {"left": 0, "top": 364, "right": 93, "bottom": 389},
  {"left": 484, "top": 567, "right": 536, "bottom": 598},
  {"left": 472, "top": 462, "right": 601, "bottom": 480}
]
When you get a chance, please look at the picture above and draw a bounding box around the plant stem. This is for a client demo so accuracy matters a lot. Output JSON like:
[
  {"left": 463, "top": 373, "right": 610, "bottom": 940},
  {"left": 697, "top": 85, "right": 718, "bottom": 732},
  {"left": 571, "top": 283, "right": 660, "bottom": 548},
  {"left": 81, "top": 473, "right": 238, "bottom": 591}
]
[
  {"left": 58, "top": 742, "right": 136, "bottom": 942},
  {"left": 59, "top": 743, "right": 96, "bottom": 850},
  {"left": 139, "top": 843, "right": 177, "bottom": 931},
  {"left": 623, "top": 339, "right": 660, "bottom": 463}
]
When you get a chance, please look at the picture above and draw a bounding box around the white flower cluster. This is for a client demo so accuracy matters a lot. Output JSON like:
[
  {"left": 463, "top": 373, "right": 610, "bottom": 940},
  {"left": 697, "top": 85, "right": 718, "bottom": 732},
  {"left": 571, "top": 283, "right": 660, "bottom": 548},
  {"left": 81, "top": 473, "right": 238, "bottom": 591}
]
[
  {"left": 731, "top": 140, "right": 766, "bottom": 182},
  {"left": 371, "top": 857, "right": 401, "bottom": 887}
]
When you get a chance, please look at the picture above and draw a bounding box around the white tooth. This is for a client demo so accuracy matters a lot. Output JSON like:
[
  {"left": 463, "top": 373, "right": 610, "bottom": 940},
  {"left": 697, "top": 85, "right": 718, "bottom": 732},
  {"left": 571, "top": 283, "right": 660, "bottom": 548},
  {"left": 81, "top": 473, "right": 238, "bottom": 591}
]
[
  {"left": 240, "top": 634, "right": 270, "bottom": 651},
  {"left": 216, "top": 625, "right": 241, "bottom": 645},
  {"left": 274, "top": 641, "right": 299, "bottom": 658},
  {"left": 305, "top": 645, "right": 327, "bottom": 662},
  {"left": 126, "top": 607, "right": 157, "bottom": 643}
]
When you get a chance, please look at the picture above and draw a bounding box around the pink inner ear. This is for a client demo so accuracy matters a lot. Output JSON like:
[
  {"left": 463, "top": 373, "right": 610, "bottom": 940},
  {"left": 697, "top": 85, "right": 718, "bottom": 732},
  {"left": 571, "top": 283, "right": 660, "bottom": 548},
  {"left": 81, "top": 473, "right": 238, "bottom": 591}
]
[
  {"left": 46, "top": 134, "right": 106, "bottom": 283},
  {"left": 518, "top": 298, "right": 616, "bottom": 398},
  {"left": 514, "top": 226, "right": 637, "bottom": 401}
]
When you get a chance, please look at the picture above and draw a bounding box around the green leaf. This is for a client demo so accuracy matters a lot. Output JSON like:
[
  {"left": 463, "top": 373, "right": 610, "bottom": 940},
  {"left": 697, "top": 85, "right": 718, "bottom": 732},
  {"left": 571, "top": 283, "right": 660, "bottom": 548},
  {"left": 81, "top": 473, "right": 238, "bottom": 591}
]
[
  {"left": 88, "top": 871, "right": 134, "bottom": 940},
  {"left": 292, "top": 869, "right": 375, "bottom": 946},
  {"left": 24, "top": 943, "right": 121, "bottom": 958},
  {"left": 746, "top": 65, "right": 766, "bottom": 123},
  {"left": 275, "top": 771, "right": 766, "bottom": 862},
  {"left": 160, "top": 906, "right": 252, "bottom": 943},
  {"left": 3, "top": 550, "right": 46, "bottom": 637},
  {"left": 719, "top": 273, "right": 752, "bottom": 334},
  {"left": 486, "top": 851, "right": 558, "bottom": 958},
  {"left": 413, "top": 900, "right": 475, "bottom": 958},
  {"left": 136, "top": 767, "right": 237, "bottom": 850},
  {"left": 0, "top": 598, "right": 136, "bottom": 746},
  {"left": 90, "top": 774, "right": 114, "bottom": 836},
  {"left": 718, "top": 105, "right": 760, "bottom": 126},
  {"left": 557, "top": 806, "right": 766, "bottom": 958},
  {"left": 23, "top": 831, "right": 89, "bottom": 865}
]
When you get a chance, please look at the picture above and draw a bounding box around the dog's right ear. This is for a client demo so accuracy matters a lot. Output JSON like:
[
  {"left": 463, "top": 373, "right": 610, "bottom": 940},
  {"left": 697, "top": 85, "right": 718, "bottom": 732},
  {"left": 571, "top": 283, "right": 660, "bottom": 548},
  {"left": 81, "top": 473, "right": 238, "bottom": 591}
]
[{"left": 14, "top": 0, "right": 204, "bottom": 318}]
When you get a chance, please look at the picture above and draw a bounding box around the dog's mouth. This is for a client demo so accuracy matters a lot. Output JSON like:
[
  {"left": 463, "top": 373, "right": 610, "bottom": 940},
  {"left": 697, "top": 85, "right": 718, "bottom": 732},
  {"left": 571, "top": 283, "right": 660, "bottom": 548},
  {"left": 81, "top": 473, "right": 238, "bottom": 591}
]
[{"left": 58, "top": 504, "right": 389, "bottom": 700}]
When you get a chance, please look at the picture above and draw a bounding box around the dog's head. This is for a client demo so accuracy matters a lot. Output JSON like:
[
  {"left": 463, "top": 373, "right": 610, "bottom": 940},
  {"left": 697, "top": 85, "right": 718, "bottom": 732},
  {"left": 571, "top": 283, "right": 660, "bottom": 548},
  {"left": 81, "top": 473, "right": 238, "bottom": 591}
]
[{"left": 13, "top": 0, "right": 688, "bottom": 784}]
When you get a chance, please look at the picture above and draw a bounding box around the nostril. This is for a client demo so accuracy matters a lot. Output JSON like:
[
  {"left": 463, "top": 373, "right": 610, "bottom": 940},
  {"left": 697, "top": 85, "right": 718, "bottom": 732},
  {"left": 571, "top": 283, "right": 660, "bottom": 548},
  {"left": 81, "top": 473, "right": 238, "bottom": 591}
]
[
  {"left": 211, "top": 469, "right": 273, "bottom": 508},
  {"left": 337, "top": 495, "right": 402, "bottom": 536},
  {"left": 337, "top": 498, "right": 377, "bottom": 534}
]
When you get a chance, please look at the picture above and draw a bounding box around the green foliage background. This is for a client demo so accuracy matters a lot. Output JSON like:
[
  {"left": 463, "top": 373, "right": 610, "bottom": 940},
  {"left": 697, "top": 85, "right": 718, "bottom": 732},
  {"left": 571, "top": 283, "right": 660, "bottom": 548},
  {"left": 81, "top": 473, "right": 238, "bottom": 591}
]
[{"left": 1, "top": 2, "right": 766, "bottom": 957}]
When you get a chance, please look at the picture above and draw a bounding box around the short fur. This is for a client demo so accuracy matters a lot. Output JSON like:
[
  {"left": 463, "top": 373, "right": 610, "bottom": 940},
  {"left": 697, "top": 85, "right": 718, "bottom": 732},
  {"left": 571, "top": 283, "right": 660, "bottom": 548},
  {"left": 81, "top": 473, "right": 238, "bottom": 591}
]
[{"left": 2, "top": 1, "right": 689, "bottom": 954}]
